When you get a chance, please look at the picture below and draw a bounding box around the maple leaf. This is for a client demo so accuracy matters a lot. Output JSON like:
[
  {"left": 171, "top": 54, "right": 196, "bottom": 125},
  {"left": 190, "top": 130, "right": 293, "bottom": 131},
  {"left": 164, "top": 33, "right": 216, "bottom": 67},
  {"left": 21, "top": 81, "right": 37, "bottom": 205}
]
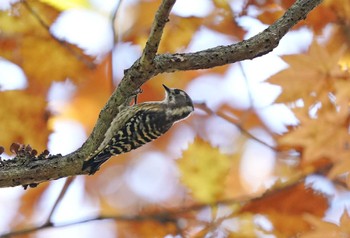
[
  {"left": 241, "top": 183, "right": 328, "bottom": 236},
  {"left": 177, "top": 137, "right": 232, "bottom": 203},
  {"left": 277, "top": 108, "right": 350, "bottom": 164},
  {"left": 301, "top": 209, "right": 350, "bottom": 238},
  {"left": 269, "top": 40, "right": 350, "bottom": 166},
  {"left": 0, "top": 1, "right": 95, "bottom": 93},
  {"left": 268, "top": 40, "right": 346, "bottom": 107},
  {"left": 204, "top": 4, "right": 245, "bottom": 40}
]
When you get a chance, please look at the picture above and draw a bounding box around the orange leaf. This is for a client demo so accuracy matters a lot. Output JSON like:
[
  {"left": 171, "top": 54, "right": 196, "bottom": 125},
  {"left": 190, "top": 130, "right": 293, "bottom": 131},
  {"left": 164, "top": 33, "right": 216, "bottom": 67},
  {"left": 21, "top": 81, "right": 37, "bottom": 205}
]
[
  {"left": 257, "top": 4, "right": 284, "bottom": 25},
  {"left": 301, "top": 209, "right": 350, "bottom": 238},
  {"left": 241, "top": 183, "right": 328, "bottom": 236},
  {"left": 0, "top": 1, "right": 95, "bottom": 93},
  {"left": 159, "top": 16, "right": 203, "bottom": 53},
  {"left": 268, "top": 40, "right": 346, "bottom": 106},
  {"left": 0, "top": 90, "right": 50, "bottom": 152},
  {"left": 118, "top": 220, "right": 177, "bottom": 237},
  {"left": 277, "top": 110, "right": 350, "bottom": 164}
]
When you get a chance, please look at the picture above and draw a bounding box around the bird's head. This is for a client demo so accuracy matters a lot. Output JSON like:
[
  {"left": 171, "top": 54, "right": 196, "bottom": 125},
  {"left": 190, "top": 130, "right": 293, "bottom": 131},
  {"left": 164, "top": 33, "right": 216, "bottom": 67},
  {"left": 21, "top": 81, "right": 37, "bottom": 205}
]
[{"left": 162, "top": 84, "right": 194, "bottom": 119}]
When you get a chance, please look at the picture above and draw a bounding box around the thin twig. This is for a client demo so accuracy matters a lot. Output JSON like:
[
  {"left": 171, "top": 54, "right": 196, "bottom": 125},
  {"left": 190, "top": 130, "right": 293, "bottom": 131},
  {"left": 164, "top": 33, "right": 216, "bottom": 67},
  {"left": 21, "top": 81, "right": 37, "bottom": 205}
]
[
  {"left": 44, "top": 177, "right": 75, "bottom": 225},
  {"left": 0, "top": 213, "right": 177, "bottom": 238},
  {"left": 140, "top": 0, "right": 176, "bottom": 66},
  {"left": 110, "top": 0, "right": 125, "bottom": 92},
  {"left": 194, "top": 102, "right": 276, "bottom": 150},
  {"left": 22, "top": 0, "right": 96, "bottom": 69},
  {"left": 111, "top": 0, "right": 125, "bottom": 44},
  {"left": 238, "top": 62, "right": 255, "bottom": 108}
]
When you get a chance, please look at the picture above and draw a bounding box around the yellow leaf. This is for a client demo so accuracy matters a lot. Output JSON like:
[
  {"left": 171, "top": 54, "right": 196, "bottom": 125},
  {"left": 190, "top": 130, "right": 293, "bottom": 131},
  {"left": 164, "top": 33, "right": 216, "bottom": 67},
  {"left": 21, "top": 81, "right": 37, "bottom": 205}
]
[
  {"left": 0, "top": 90, "right": 50, "bottom": 152},
  {"left": 0, "top": 1, "right": 95, "bottom": 93},
  {"left": 213, "top": 0, "right": 231, "bottom": 10},
  {"left": 40, "top": 0, "right": 90, "bottom": 11},
  {"left": 177, "top": 137, "right": 232, "bottom": 203}
]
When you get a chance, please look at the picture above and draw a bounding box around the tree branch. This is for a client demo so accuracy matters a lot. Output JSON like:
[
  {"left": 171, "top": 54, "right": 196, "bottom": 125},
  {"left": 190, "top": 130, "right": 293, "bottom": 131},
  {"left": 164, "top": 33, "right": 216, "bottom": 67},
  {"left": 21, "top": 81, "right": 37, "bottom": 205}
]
[
  {"left": 140, "top": 0, "right": 176, "bottom": 66},
  {"left": 0, "top": 0, "right": 323, "bottom": 188}
]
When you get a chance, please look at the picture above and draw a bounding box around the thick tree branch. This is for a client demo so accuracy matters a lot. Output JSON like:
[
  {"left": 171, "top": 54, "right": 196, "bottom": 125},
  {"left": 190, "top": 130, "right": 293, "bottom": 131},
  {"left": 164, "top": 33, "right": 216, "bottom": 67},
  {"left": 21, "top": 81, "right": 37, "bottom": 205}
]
[
  {"left": 140, "top": 0, "right": 176, "bottom": 66},
  {"left": 0, "top": 0, "right": 323, "bottom": 188}
]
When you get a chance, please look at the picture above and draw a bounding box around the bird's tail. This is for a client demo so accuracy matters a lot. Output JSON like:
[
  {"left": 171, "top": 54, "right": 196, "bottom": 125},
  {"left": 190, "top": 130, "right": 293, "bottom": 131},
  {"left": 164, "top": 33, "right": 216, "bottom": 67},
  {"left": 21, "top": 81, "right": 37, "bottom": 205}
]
[{"left": 82, "top": 151, "right": 112, "bottom": 175}]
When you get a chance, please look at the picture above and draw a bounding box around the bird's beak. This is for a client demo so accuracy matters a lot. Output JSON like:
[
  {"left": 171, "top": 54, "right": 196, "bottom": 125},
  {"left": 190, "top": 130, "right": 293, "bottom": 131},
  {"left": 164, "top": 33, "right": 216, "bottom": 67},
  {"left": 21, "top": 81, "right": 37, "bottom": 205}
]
[{"left": 162, "top": 84, "right": 171, "bottom": 93}]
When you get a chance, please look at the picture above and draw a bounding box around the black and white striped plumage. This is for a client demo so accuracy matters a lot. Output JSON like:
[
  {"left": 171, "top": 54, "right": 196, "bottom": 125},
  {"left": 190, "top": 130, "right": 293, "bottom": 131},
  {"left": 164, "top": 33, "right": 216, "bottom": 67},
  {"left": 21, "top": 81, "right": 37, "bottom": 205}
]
[{"left": 82, "top": 84, "right": 194, "bottom": 174}]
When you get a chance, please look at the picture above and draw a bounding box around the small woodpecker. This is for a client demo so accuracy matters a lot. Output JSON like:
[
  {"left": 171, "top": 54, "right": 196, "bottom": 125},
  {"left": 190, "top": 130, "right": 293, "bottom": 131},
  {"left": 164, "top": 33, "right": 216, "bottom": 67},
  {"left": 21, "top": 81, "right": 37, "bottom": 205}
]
[{"left": 82, "top": 84, "right": 194, "bottom": 174}]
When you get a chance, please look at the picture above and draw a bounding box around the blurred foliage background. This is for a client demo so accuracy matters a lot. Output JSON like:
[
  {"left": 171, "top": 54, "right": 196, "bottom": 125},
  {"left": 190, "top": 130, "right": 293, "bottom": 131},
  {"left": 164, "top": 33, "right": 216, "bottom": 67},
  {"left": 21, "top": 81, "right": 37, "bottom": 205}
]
[{"left": 1, "top": 0, "right": 350, "bottom": 237}]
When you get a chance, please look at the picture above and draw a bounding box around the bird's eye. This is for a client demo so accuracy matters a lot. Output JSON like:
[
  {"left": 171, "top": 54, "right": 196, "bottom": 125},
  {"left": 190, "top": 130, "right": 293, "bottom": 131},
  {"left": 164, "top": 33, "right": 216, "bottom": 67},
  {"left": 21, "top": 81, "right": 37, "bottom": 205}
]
[{"left": 174, "top": 89, "right": 180, "bottom": 95}]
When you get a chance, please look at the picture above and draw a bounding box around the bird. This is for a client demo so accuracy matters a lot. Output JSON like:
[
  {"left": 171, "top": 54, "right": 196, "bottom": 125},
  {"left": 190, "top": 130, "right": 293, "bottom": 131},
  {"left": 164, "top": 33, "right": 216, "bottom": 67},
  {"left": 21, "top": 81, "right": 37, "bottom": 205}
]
[{"left": 82, "top": 84, "right": 194, "bottom": 174}]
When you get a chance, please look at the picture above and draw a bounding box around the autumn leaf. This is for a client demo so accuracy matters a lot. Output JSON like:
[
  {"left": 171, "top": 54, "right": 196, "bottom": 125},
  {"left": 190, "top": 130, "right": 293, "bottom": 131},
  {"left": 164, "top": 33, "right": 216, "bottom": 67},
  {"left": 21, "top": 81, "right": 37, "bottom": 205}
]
[
  {"left": 324, "top": 0, "right": 350, "bottom": 21},
  {"left": 178, "top": 138, "right": 232, "bottom": 203},
  {"left": 39, "top": 0, "right": 90, "bottom": 11},
  {"left": 159, "top": 16, "right": 203, "bottom": 53},
  {"left": 269, "top": 40, "right": 350, "bottom": 166},
  {"left": 241, "top": 183, "right": 328, "bottom": 236},
  {"left": 0, "top": 0, "right": 95, "bottom": 93},
  {"left": 203, "top": 5, "right": 245, "bottom": 40},
  {"left": 329, "top": 156, "right": 350, "bottom": 179},
  {"left": 119, "top": 220, "right": 177, "bottom": 238},
  {"left": 277, "top": 108, "right": 350, "bottom": 164},
  {"left": 326, "top": 25, "right": 350, "bottom": 69},
  {"left": 122, "top": 1, "right": 159, "bottom": 44},
  {"left": 0, "top": 90, "right": 50, "bottom": 152},
  {"left": 249, "top": 0, "right": 335, "bottom": 32},
  {"left": 268, "top": 40, "right": 347, "bottom": 107},
  {"left": 257, "top": 3, "right": 284, "bottom": 25},
  {"left": 301, "top": 209, "right": 350, "bottom": 238}
]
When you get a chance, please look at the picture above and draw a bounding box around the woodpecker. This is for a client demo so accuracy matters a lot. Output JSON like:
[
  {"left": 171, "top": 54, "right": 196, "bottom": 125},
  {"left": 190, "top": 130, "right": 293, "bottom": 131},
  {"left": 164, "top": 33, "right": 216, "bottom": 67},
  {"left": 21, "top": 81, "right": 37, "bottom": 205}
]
[{"left": 82, "top": 84, "right": 194, "bottom": 174}]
